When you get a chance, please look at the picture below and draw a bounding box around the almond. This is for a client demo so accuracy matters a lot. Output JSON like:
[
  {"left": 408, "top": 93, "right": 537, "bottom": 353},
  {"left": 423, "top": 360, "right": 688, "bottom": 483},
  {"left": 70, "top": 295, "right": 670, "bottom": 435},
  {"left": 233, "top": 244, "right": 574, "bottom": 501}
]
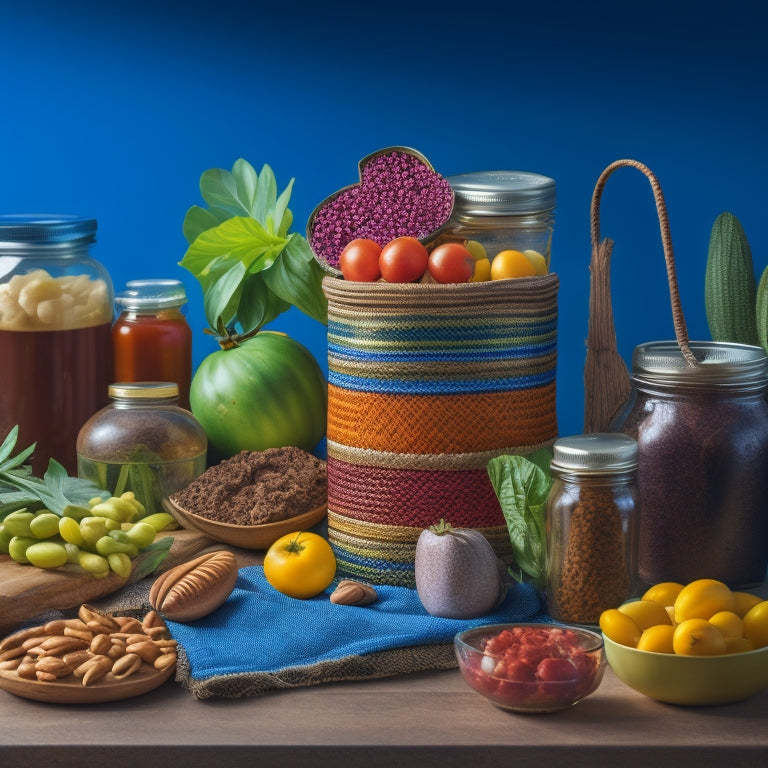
[
  {"left": 330, "top": 579, "right": 378, "bottom": 607},
  {"left": 149, "top": 551, "right": 238, "bottom": 622}
]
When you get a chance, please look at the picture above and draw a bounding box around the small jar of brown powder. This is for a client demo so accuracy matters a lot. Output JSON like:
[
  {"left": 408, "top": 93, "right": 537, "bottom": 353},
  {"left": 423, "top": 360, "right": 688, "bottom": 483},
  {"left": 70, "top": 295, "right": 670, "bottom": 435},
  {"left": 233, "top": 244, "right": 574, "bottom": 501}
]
[{"left": 545, "top": 433, "right": 639, "bottom": 626}]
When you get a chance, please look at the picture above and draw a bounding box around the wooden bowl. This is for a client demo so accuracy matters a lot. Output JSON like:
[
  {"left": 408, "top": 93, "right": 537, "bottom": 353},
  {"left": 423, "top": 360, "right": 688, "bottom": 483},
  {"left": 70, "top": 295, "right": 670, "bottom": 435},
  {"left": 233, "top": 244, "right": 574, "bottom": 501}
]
[{"left": 162, "top": 497, "right": 328, "bottom": 550}]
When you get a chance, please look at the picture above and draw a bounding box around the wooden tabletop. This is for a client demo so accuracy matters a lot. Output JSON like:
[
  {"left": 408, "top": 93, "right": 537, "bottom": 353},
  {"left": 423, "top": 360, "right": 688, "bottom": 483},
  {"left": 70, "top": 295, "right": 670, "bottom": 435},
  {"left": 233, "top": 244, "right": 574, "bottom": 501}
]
[{"left": 0, "top": 661, "right": 766, "bottom": 768}]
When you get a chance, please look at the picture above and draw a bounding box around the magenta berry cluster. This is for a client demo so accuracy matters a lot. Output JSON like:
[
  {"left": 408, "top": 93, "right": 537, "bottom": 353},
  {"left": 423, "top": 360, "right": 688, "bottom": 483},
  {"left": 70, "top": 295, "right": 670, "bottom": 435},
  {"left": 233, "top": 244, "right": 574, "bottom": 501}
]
[{"left": 309, "top": 149, "right": 454, "bottom": 271}]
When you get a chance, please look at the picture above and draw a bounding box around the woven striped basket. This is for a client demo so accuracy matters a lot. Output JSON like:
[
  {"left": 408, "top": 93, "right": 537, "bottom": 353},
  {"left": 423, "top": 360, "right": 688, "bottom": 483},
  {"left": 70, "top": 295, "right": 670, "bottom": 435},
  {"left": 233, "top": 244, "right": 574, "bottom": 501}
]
[{"left": 323, "top": 274, "right": 559, "bottom": 587}]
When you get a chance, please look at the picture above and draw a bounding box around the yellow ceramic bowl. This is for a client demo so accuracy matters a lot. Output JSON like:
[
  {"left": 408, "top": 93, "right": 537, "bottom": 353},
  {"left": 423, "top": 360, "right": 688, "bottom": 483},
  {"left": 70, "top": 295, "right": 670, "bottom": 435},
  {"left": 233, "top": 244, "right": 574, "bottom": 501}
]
[{"left": 603, "top": 634, "right": 768, "bottom": 706}]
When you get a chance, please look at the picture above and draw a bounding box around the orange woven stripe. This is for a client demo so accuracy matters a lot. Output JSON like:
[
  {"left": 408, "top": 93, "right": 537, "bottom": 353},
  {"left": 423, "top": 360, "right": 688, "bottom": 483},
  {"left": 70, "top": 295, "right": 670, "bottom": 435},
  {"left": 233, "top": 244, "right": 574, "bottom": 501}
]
[{"left": 327, "top": 382, "right": 558, "bottom": 454}]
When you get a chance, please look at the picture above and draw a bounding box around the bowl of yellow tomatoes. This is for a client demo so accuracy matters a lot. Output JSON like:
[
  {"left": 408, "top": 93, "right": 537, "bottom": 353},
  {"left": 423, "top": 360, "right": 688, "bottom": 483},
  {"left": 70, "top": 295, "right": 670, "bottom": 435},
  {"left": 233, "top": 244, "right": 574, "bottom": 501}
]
[{"left": 600, "top": 579, "right": 768, "bottom": 706}]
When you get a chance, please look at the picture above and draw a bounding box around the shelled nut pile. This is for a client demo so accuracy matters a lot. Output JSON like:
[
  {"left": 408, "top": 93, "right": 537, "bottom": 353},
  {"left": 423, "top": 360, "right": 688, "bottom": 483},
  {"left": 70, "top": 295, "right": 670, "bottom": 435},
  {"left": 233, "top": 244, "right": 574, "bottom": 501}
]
[{"left": 0, "top": 604, "right": 177, "bottom": 685}]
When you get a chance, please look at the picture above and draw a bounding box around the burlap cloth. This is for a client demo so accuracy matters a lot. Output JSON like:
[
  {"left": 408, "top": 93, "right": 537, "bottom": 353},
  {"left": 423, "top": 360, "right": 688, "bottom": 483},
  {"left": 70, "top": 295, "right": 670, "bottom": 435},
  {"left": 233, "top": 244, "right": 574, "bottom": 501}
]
[{"left": 83, "top": 566, "right": 545, "bottom": 700}]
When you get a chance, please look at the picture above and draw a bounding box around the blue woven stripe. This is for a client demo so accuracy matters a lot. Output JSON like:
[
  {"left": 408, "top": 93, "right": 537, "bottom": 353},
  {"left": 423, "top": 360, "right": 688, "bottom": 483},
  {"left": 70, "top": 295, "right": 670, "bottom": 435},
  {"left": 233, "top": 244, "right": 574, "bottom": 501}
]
[
  {"left": 328, "top": 317, "right": 558, "bottom": 345},
  {"left": 332, "top": 547, "right": 416, "bottom": 574},
  {"left": 328, "top": 368, "right": 556, "bottom": 394},
  {"left": 328, "top": 339, "right": 557, "bottom": 365}
]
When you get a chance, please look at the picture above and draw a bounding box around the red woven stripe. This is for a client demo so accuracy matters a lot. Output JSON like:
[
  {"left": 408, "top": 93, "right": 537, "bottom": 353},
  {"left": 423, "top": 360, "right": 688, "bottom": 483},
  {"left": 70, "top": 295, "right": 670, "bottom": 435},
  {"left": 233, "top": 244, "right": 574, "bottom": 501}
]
[{"left": 327, "top": 458, "right": 505, "bottom": 528}]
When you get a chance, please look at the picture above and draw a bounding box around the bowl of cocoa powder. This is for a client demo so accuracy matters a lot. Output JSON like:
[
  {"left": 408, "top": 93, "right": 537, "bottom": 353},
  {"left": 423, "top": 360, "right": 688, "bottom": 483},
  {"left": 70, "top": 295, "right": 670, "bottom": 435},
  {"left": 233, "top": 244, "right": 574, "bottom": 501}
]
[{"left": 163, "top": 446, "right": 328, "bottom": 550}]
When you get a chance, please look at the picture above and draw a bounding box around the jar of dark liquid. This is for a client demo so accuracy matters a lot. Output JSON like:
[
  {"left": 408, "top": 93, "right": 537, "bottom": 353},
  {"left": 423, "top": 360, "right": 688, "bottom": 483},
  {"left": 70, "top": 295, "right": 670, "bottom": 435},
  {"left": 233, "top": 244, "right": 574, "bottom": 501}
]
[
  {"left": 611, "top": 340, "right": 768, "bottom": 588},
  {"left": 0, "top": 215, "right": 113, "bottom": 475}
]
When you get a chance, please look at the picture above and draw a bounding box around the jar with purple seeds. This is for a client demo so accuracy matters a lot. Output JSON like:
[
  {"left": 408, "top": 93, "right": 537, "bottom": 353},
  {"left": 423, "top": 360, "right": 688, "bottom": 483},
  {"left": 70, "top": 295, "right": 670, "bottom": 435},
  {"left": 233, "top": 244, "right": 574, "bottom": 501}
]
[
  {"left": 610, "top": 340, "right": 768, "bottom": 589},
  {"left": 440, "top": 171, "right": 556, "bottom": 269}
]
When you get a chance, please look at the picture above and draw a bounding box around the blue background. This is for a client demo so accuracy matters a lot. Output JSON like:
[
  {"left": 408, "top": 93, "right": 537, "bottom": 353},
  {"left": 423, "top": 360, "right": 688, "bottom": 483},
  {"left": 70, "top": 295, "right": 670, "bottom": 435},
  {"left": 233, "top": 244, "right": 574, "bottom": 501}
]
[{"left": 2, "top": 0, "right": 766, "bottom": 439}]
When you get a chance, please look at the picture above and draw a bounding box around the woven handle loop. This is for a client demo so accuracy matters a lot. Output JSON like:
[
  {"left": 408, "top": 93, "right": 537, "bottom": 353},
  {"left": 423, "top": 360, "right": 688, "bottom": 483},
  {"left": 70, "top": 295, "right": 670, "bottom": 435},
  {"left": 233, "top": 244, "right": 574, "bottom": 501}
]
[{"left": 590, "top": 158, "right": 697, "bottom": 367}]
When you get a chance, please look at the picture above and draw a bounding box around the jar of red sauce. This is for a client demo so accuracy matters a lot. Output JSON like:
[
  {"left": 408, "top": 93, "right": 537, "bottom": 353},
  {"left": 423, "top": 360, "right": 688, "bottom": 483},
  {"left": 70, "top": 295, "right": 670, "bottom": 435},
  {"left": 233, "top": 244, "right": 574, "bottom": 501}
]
[
  {"left": 0, "top": 214, "right": 113, "bottom": 475},
  {"left": 112, "top": 279, "right": 193, "bottom": 409}
]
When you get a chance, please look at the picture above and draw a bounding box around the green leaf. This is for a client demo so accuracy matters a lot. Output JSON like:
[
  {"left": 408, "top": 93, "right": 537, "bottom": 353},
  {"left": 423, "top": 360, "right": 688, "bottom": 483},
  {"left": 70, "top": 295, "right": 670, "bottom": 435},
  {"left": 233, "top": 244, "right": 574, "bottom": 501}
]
[
  {"left": 128, "top": 536, "right": 173, "bottom": 584},
  {"left": 263, "top": 235, "right": 328, "bottom": 325},
  {"left": 237, "top": 273, "right": 290, "bottom": 333},
  {"left": 487, "top": 450, "right": 553, "bottom": 592},
  {"left": 203, "top": 260, "right": 247, "bottom": 331},
  {"left": 183, "top": 205, "right": 224, "bottom": 244}
]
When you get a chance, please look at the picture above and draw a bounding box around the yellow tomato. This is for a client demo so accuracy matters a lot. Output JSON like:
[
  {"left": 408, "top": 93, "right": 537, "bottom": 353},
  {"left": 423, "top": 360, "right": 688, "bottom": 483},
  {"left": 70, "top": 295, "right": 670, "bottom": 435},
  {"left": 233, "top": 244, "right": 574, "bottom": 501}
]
[
  {"left": 673, "top": 578, "right": 735, "bottom": 622},
  {"left": 641, "top": 581, "right": 684, "bottom": 609},
  {"left": 471, "top": 258, "right": 491, "bottom": 282},
  {"left": 490, "top": 249, "right": 536, "bottom": 280},
  {"left": 636, "top": 623, "right": 675, "bottom": 654},
  {"left": 263, "top": 531, "right": 337, "bottom": 599},
  {"left": 599, "top": 608, "right": 641, "bottom": 648},
  {"left": 672, "top": 618, "right": 727, "bottom": 656},
  {"left": 725, "top": 636, "right": 754, "bottom": 654},
  {"left": 742, "top": 600, "right": 768, "bottom": 649},
  {"left": 618, "top": 599, "right": 672, "bottom": 631},
  {"left": 522, "top": 249, "right": 548, "bottom": 275},
  {"left": 732, "top": 591, "right": 762, "bottom": 618},
  {"left": 708, "top": 610, "right": 743, "bottom": 641}
]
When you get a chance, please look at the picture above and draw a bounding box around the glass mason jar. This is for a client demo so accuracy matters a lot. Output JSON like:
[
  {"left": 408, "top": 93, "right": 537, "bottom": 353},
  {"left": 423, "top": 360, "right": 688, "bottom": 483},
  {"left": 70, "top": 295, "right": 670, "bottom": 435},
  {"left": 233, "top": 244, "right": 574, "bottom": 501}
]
[
  {"left": 76, "top": 382, "right": 207, "bottom": 516},
  {"left": 611, "top": 340, "right": 768, "bottom": 588},
  {"left": 546, "top": 433, "right": 639, "bottom": 625},
  {"left": 0, "top": 215, "right": 113, "bottom": 475},
  {"left": 440, "top": 170, "right": 556, "bottom": 269},
  {"left": 112, "top": 279, "right": 193, "bottom": 410}
]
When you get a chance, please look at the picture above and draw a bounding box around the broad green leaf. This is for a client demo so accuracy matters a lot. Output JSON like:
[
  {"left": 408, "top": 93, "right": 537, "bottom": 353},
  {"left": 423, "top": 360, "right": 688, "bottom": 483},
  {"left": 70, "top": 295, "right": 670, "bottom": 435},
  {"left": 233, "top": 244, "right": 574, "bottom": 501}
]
[
  {"left": 231, "top": 159, "right": 260, "bottom": 215},
  {"left": 263, "top": 235, "right": 328, "bottom": 325},
  {"left": 204, "top": 261, "right": 247, "bottom": 330},
  {"left": 0, "top": 425, "right": 19, "bottom": 464},
  {"left": 183, "top": 205, "right": 224, "bottom": 244},
  {"left": 251, "top": 163, "right": 277, "bottom": 225},
  {"left": 199, "top": 167, "right": 253, "bottom": 219},
  {"left": 128, "top": 536, "right": 173, "bottom": 584},
  {"left": 237, "top": 273, "right": 291, "bottom": 334},
  {"left": 273, "top": 178, "right": 294, "bottom": 237}
]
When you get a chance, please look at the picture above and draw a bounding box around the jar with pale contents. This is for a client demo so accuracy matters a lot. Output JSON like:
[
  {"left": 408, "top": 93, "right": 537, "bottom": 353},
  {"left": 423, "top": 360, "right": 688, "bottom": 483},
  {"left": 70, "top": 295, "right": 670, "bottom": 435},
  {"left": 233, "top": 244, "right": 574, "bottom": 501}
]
[{"left": 0, "top": 215, "right": 113, "bottom": 474}]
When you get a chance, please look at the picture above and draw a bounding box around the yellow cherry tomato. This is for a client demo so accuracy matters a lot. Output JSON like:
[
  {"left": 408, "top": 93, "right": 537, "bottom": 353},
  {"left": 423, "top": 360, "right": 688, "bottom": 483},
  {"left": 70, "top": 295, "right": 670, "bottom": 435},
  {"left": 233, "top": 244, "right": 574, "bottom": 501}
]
[
  {"left": 672, "top": 618, "right": 727, "bottom": 656},
  {"left": 263, "top": 531, "right": 337, "bottom": 599},
  {"left": 490, "top": 249, "right": 536, "bottom": 280},
  {"left": 708, "top": 610, "right": 743, "bottom": 641},
  {"left": 522, "top": 249, "right": 548, "bottom": 275},
  {"left": 618, "top": 599, "right": 672, "bottom": 631},
  {"left": 599, "top": 608, "right": 641, "bottom": 648},
  {"left": 673, "top": 578, "right": 735, "bottom": 622},
  {"left": 732, "top": 591, "right": 762, "bottom": 618},
  {"left": 471, "top": 258, "right": 491, "bottom": 282},
  {"left": 742, "top": 600, "right": 768, "bottom": 649},
  {"left": 636, "top": 623, "right": 675, "bottom": 654},
  {"left": 641, "top": 581, "right": 684, "bottom": 610}
]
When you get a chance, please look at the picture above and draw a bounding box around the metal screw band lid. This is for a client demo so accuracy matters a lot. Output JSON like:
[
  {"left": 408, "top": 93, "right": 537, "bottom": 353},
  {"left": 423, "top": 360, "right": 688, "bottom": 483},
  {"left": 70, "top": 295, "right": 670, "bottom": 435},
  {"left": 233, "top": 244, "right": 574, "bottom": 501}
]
[
  {"left": 0, "top": 214, "right": 97, "bottom": 244},
  {"left": 447, "top": 171, "right": 556, "bottom": 217},
  {"left": 551, "top": 433, "right": 639, "bottom": 474},
  {"left": 115, "top": 279, "right": 188, "bottom": 310}
]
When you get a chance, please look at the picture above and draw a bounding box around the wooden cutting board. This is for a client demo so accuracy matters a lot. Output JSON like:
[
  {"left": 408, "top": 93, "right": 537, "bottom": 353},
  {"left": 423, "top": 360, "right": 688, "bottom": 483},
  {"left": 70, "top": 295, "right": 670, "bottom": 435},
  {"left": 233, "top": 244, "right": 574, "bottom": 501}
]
[{"left": 0, "top": 530, "right": 261, "bottom": 637}]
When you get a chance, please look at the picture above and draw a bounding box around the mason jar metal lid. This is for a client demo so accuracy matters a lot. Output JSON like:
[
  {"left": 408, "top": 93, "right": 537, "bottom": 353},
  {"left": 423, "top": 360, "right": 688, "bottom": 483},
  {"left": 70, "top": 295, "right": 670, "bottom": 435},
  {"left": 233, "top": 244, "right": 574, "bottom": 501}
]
[
  {"left": 108, "top": 382, "right": 179, "bottom": 400},
  {"left": 632, "top": 340, "right": 768, "bottom": 391},
  {"left": 115, "top": 279, "right": 188, "bottom": 310},
  {"left": 551, "top": 433, "right": 639, "bottom": 474},
  {"left": 0, "top": 214, "right": 97, "bottom": 244},
  {"left": 447, "top": 171, "right": 556, "bottom": 216}
]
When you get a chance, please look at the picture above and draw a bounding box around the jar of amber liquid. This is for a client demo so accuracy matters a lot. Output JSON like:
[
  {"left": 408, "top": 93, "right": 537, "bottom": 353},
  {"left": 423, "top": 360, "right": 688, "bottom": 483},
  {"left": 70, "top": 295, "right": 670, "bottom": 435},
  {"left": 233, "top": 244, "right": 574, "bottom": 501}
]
[
  {"left": 0, "top": 215, "right": 113, "bottom": 475},
  {"left": 546, "top": 433, "right": 639, "bottom": 625},
  {"left": 112, "top": 279, "right": 193, "bottom": 409},
  {"left": 611, "top": 340, "right": 768, "bottom": 588},
  {"left": 77, "top": 382, "right": 207, "bottom": 516}
]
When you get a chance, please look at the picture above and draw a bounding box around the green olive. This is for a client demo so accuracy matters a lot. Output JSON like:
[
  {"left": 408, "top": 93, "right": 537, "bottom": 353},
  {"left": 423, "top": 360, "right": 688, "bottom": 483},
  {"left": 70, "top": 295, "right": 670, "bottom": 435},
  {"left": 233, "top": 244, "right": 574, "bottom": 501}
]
[
  {"left": 59, "top": 516, "right": 85, "bottom": 547},
  {"left": 125, "top": 521, "right": 157, "bottom": 549},
  {"left": 76, "top": 550, "right": 110, "bottom": 577},
  {"left": 79, "top": 517, "right": 110, "bottom": 549},
  {"left": 107, "top": 552, "right": 132, "bottom": 579},
  {"left": 8, "top": 536, "right": 37, "bottom": 563},
  {"left": 0, "top": 524, "right": 12, "bottom": 554},
  {"left": 25, "top": 541, "right": 69, "bottom": 569},
  {"left": 29, "top": 512, "right": 62, "bottom": 540},
  {"left": 3, "top": 510, "right": 35, "bottom": 538},
  {"left": 95, "top": 535, "right": 138, "bottom": 558}
]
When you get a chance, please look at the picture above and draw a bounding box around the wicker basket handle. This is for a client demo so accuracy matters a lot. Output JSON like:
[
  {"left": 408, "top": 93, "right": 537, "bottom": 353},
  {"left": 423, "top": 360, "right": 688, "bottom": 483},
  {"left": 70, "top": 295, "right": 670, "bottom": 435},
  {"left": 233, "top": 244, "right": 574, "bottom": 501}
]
[{"left": 584, "top": 159, "right": 697, "bottom": 433}]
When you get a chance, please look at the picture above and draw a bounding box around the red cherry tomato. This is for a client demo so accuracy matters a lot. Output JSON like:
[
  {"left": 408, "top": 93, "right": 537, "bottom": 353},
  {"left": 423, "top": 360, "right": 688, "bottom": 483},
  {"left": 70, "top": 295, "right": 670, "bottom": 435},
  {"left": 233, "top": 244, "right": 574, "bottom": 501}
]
[
  {"left": 339, "top": 238, "right": 382, "bottom": 282},
  {"left": 379, "top": 237, "right": 429, "bottom": 283},
  {"left": 427, "top": 243, "right": 475, "bottom": 283}
]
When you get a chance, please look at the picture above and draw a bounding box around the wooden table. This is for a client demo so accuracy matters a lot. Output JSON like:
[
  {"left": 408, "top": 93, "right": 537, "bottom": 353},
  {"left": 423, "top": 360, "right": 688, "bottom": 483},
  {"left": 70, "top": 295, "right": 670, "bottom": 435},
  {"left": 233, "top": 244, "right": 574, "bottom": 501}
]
[{"left": 0, "top": 662, "right": 766, "bottom": 768}]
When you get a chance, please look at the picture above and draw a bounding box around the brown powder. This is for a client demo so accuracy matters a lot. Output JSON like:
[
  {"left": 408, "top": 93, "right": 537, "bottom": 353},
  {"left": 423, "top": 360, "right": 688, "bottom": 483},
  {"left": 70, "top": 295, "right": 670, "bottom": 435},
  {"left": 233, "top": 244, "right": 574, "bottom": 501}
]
[{"left": 171, "top": 447, "right": 327, "bottom": 526}]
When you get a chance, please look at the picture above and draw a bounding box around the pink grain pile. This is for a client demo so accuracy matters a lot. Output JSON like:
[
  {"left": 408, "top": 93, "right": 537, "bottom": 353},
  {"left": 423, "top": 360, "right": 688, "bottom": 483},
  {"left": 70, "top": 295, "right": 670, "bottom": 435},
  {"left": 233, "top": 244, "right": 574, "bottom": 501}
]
[{"left": 309, "top": 150, "right": 454, "bottom": 270}]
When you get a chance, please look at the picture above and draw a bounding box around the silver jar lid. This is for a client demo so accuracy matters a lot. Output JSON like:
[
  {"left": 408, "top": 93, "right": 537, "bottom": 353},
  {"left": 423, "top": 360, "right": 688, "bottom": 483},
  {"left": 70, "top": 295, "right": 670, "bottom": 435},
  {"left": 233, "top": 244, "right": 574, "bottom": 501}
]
[
  {"left": 632, "top": 341, "right": 768, "bottom": 391},
  {"left": 109, "top": 382, "right": 179, "bottom": 400},
  {"left": 0, "top": 214, "right": 97, "bottom": 245},
  {"left": 551, "top": 433, "right": 639, "bottom": 474},
  {"left": 115, "top": 279, "right": 188, "bottom": 310},
  {"left": 447, "top": 171, "right": 556, "bottom": 217}
]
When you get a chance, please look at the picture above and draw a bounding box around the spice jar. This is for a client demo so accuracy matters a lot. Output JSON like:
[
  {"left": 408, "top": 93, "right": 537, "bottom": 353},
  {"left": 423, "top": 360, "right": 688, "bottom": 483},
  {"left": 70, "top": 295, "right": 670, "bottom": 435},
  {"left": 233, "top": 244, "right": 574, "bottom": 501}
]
[
  {"left": 0, "top": 214, "right": 113, "bottom": 475},
  {"left": 442, "top": 170, "right": 556, "bottom": 267},
  {"left": 546, "top": 433, "right": 639, "bottom": 625},
  {"left": 611, "top": 340, "right": 768, "bottom": 588},
  {"left": 112, "top": 279, "right": 193, "bottom": 409},
  {"left": 76, "top": 382, "right": 207, "bottom": 516}
]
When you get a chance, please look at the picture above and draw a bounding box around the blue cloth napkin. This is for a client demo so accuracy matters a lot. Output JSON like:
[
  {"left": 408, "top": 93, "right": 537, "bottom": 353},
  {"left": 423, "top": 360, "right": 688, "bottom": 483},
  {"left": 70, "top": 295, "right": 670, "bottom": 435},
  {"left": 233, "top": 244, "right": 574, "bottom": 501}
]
[{"left": 166, "top": 565, "right": 544, "bottom": 684}]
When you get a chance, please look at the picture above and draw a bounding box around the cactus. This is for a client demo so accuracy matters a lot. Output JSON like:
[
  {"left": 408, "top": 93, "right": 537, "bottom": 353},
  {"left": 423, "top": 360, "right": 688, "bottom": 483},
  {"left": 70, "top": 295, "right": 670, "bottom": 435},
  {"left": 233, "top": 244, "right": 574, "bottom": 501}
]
[
  {"left": 705, "top": 212, "right": 759, "bottom": 345},
  {"left": 757, "top": 265, "right": 768, "bottom": 354}
]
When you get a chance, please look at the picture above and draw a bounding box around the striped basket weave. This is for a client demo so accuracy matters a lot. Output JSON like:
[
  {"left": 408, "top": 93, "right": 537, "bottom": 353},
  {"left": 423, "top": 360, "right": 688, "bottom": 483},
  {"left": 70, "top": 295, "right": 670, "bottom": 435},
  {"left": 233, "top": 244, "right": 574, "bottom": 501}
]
[{"left": 323, "top": 274, "right": 559, "bottom": 587}]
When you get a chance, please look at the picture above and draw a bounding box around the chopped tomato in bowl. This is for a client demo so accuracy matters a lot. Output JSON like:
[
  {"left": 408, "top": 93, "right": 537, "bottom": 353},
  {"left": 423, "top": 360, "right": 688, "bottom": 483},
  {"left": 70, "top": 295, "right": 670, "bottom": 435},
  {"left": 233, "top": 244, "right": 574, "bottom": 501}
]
[{"left": 454, "top": 623, "right": 606, "bottom": 713}]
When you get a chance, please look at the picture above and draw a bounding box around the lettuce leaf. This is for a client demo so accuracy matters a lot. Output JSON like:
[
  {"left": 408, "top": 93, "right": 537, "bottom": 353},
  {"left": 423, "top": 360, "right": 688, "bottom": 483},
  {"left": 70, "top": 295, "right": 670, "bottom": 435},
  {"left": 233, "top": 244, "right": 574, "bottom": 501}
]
[{"left": 487, "top": 449, "right": 553, "bottom": 592}]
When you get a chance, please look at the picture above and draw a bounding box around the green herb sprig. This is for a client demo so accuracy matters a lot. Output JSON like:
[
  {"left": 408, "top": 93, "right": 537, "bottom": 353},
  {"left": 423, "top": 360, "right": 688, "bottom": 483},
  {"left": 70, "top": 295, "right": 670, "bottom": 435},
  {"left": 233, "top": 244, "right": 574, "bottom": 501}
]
[
  {"left": 487, "top": 449, "right": 553, "bottom": 593},
  {"left": 180, "top": 159, "right": 328, "bottom": 345},
  {"left": 0, "top": 426, "right": 106, "bottom": 519}
]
